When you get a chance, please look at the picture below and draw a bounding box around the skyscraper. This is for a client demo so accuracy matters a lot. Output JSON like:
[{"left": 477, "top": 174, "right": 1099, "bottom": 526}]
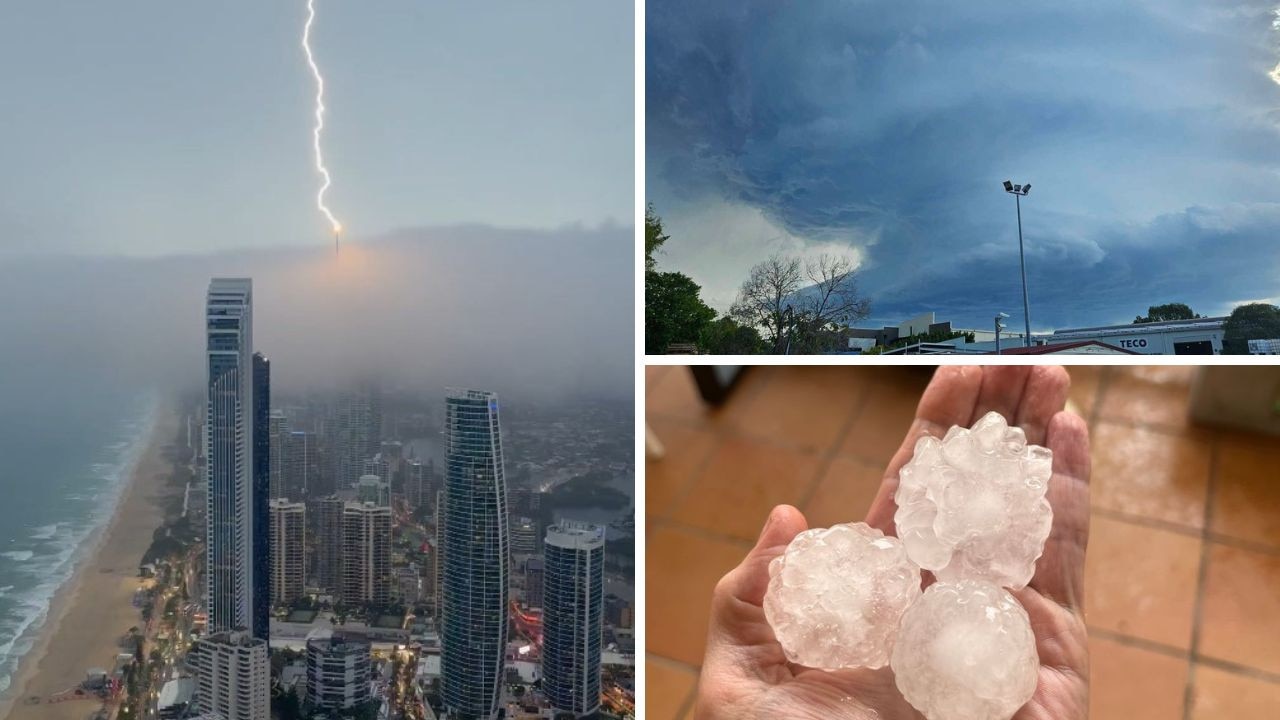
[
  {"left": 268, "top": 410, "right": 289, "bottom": 499},
  {"left": 510, "top": 516, "right": 539, "bottom": 558},
  {"left": 441, "top": 389, "right": 509, "bottom": 720},
  {"left": 313, "top": 495, "right": 345, "bottom": 595},
  {"left": 192, "top": 631, "right": 269, "bottom": 720},
  {"left": 341, "top": 501, "right": 392, "bottom": 606},
  {"left": 362, "top": 454, "right": 390, "bottom": 484},
  {"left": 205, "top": 278, "right": 262, "bottom": 635},
  {"left": 270, "top": 499, "right": 306, "bottom": 607},
  {"left": 332, "top": 388, "right": 382, "bottom": 490},
  {"left": 541, "top": 521, "right": 605, "bottom": 718},
  {"left": 251, "top": 352, "right": 270, "bottom": 640},
  {"left": 285, "top": 430, "right": 315, "bottom": 500}
]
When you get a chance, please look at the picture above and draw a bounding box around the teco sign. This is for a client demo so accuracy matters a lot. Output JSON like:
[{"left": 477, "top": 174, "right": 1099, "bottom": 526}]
[{"left": 1117, "top": 338, "right": 1149, "bottom": 349}]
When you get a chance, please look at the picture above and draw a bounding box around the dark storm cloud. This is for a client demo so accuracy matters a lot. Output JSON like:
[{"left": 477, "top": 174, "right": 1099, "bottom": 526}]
[
  {"left": 0, "top": 225, "right": 632, "bottom": 402},
  {"left": 647, "top": 0, "right": 1280, "bottom": 328}
]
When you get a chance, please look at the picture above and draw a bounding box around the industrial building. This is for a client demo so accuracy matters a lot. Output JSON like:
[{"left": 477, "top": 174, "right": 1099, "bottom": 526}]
[{"left": 851, "top": 312, "right": 1230, "bottom": 355}]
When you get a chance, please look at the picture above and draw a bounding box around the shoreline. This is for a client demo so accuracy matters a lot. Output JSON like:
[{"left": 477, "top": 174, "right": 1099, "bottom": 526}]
[{"left": 0, "top": 403, "right": 179, "bottom": 720}]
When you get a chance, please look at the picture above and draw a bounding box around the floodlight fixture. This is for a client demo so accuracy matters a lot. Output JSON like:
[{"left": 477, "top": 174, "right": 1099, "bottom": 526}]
[{"left": 1002, "top": 180, "right": 1033, "bottom": 346}]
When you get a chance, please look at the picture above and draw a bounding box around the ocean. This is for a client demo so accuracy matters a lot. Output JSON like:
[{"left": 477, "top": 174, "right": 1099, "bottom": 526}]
[{"left": 0, "top": 380, "right": 157, "bottom": 697}]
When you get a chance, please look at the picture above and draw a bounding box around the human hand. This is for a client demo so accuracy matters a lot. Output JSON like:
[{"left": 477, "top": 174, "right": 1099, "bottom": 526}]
[{"left": 693, "top": 366, "right": 1091, "bottom": 720}]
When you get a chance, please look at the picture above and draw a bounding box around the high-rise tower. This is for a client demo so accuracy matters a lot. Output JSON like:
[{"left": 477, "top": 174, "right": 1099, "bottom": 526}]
[
  {"left": 205, "top": 278, "right": 261, "bottom": 635},
  {"left": 542, "top": 521, "right": 606, "bottom": 718},
  {"left": 331, "top": 388, "right": 382, "bottom": 490},
  {"left": 251, "top": 352, "right": 270, "bottom": 640},
  {"left": 268, "top": 410, "right": 289, "bottom": 499},
  {"left": 269, "top": 499, "right": 306, "bottom": 607},
  {"left": 192, "top": 631, "right": 269, "bottom": 720},
  {"left": 340, "top": 501, "right": 392, "bottom": 606},
  {"left": 440, "top": 389, "right": 509, "bottom": 720}
]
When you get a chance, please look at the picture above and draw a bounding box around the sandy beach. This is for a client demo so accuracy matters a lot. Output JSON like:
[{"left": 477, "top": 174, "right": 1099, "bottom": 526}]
[{"left": 0, "top": 405, "right": 180, "bottom": 720}]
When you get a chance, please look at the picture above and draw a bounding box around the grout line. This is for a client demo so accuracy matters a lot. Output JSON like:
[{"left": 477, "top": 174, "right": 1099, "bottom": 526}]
[
  {"left": 794, "top": 376, "right": 881, "bottom": 512},
  {"left": 1090, "top": 626, "right": 1280, "bottom": 687},
  {"left": 645, "top": 366, "right": 673, "bottom": 397},
  {"left": 648, "top": 653, "right": 702, "bottom": 674},
  {"left": 651, "top": 367, "right": 778, "bottom": 521},
  {"left": 647, "top": 654, "right": 703, "bottom": 720},
  {"left": 674, "top": 685, "right": 698, "bottom": 720},
  {"left": 1087, "top": 626, "right": 1191, "bottom": 661},
  {"left": 650, "top": 428, "right": 727, "bottom": 523},
  {"left": 647, "top": 516, "right": 755, "bottom": 551},
  {"left": 1203, "top": 532, "right": 1280, "bottom": 559},
  {"left": 1193, "top": 654, "right": 1280, "bottom": 687},
  {"left": 1086, "top": 367, "right": 1109, "bottom": 428},
  {"left": 1182, "top": 431, "right": 1220, "bottom": 720},
  {"left": 648, "top": 369, "right": 912, "bottom": 468},
  {"left": 1089, "top": 507, "right": 1204, "bottom": 540}
]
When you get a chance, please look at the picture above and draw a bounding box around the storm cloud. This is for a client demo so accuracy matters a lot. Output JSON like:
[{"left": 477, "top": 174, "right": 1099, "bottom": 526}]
[
  {"left": 647, "top": 0, "right": 1280, "bottom": 329},
  {"left": 0, "top": 224, "right": 632, "bottom": 403}
]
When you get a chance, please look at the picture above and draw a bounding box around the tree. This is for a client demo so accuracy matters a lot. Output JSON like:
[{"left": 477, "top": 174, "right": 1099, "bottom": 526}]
[
  {"left": 699, "top": 316, "right": 766, "bottom": 354},
  {"left": 645, "top": 270, "right": 715, "bottom": 353},
  {"left": 1222, "top": 302, "right": 1280, "bottom": 354},
  {"left": 645, "top": 204, "right": 669, "bottom": 271},
  {"left": 730, "top": 252, "right": 871, "bottom": 353},
  {"left": 1133, "top": 303, "right": 1201, "bottom": 324}
]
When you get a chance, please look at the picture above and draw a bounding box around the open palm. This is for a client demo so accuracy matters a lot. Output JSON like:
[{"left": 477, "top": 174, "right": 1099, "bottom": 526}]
[{"left": 694, "top": 366, "right": 1091, "bottom": 720}]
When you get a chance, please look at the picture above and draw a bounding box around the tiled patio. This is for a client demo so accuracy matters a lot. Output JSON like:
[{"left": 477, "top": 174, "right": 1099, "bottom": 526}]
[{"left": 645, "top": 365, "right": 1280, "bottom": 720}]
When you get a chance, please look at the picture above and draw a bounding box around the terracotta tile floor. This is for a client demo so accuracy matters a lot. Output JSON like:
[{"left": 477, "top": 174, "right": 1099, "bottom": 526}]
[{"left": 645, "top": 365, "right": 1280, "bottom": 720}]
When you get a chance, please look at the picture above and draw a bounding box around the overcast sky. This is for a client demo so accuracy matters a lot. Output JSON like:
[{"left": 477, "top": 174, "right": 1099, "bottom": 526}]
[
  {"left": 647, "top": 0, "right": 1280, "bottom": 330},
  {"left": 1, "top": 1, "right": 632, "bottom": 257}
]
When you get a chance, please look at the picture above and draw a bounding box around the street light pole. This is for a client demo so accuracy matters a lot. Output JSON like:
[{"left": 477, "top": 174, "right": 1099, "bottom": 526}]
[{"left": 1003, "top": 181, "right": 1033, "bottom": 347}]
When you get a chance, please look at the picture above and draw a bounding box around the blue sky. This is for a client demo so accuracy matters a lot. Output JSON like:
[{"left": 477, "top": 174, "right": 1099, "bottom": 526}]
[
  {"left": 647, "top": 0, "right": 1280, "bottom": 330},
  {"left": 1, "top": 1, "right": 632, "bottom": 257}
]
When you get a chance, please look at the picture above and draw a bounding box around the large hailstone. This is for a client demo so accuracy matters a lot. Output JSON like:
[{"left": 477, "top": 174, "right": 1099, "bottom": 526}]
[
  {"left": 894, "top": 411, "right": 1053, "bottom": 590},
  {"left": 891, "top": 580, "right": 1039, "bottom": 720},
  {"left": 763, "top": 522, "right": 921, "bottom": 669}
]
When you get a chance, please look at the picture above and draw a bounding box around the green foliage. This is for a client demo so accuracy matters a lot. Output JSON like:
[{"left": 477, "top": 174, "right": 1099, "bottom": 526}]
[
  {"left": 645, "top": 270, "right": 715, "bottom": 354},
  {"left": 644, "top": 204, "right": 669, "bottom": 271},
  {"left": 545, "top": 470, "right": 629, "bottom": 511},
  {"left": 272, "top": 688, "right": 304, "bottom": 720},
  {"left": 1133, "top": 303, "right": 1200, "bottom": 324},
  {"left": 699, "top": 316, "right": 767, "bottom": 354},
  {"left": 883, "top": 329, "right": 973, "bottom": 351},
  {"left": 1222, "top": 303, "right": 1280, "bottom": 354}
]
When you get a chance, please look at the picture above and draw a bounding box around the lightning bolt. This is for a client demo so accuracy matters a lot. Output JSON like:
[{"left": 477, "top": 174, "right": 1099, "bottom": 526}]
[{"left": 302, "top": 0, "right": 342, "bottom": 242}]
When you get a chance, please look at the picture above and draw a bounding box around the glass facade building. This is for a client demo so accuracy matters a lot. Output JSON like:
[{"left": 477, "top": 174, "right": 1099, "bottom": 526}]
[
  {"left": 251, "top": 351, "right": 270, "bottom": 639},
  {"left": 205, "top": 278, "right": 260, "bottom": 634},
  {"left": 440, "top": 389, "right": 509, "bottom": 720},
  {"left": 542, "top": 521, "right": 605, "bottom": 718}
]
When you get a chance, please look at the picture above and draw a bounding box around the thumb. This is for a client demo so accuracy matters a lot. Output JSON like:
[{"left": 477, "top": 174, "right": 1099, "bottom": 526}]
[{"left": 707, "top": 505, "right": 809, "bottom": 646}]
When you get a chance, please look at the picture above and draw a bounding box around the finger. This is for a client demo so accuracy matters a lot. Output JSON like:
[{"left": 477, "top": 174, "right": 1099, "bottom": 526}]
[
  {"left": 1013, "top": 365, "right": 1070, "bottom": 446},
  {"left": 1029, "top": 410, "right": 1091, "bottom": 610},
  {"left": 704, "top": 506, "right": 809, "bottom": 669},
  {"left": 867, "top": 366, "right": 984, "bottom": 532},
  {"left": 714, "top": 505, "right": 809, "bottom": 609},
  {"left": 970, "top": 365, "right": 1033, "bottom": 427}
]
